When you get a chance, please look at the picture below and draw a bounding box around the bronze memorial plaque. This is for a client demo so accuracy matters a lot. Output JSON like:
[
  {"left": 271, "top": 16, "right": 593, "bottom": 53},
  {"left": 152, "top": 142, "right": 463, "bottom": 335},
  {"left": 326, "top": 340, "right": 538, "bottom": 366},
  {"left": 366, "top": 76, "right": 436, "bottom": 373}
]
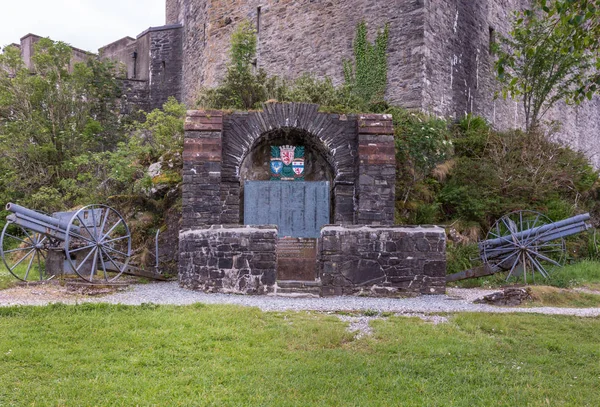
[{"left": 277, "top": 237, "right": 318, "bottom": 281}]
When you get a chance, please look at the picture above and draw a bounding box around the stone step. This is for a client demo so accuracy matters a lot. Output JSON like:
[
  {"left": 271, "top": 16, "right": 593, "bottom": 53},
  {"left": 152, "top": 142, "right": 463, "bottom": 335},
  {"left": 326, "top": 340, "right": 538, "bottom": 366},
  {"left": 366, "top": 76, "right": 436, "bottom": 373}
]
[
  {"left": 275, "top": 286, "right": 321, "bottom": 295},
  {"left": 273, "top": 280, "right": 322, "bottom": 297},
  {"left": 277, "top": 280, "right": 321, "bottom": 289}
]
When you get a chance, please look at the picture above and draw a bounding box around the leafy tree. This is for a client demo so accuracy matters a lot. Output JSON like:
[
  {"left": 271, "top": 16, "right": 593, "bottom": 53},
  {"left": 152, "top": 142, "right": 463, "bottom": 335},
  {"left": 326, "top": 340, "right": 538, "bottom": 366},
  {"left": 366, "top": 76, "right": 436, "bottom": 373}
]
[
  {"left": 536, "top": 0, "right": 600, "bottom": 101},
  {"left": 495, "top": 0, "right": 595, "bottom": 130},
  {"left": 0, "top": 38, "right": 125, "bottom": 211}
]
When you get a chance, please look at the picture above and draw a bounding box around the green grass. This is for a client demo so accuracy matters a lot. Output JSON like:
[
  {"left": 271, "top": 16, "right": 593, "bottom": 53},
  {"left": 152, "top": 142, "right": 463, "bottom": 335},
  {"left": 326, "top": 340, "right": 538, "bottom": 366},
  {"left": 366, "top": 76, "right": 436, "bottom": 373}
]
[
  {"left": 0, "top": 263, "right": 17, "bottom": 290},
  {"left": 528, "top": 286, "right": 600, "bottom": 308},
  {"left": 452, "top": 260, "right": 600, "bottom": 290},
  {"left": 0, "top": 304, "right": 599, "bottom": 406}
]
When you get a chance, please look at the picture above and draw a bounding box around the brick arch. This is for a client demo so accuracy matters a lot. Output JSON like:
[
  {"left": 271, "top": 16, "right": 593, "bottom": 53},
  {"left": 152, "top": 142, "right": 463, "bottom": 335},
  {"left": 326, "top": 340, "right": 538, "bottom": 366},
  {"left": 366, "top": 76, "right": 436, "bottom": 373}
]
[
  {"left": 221, "top": 103, "right": 356, "bottom": 184},
  {"left": 220, "top": 103, "right": 359, "bottom": 224},
  {"left": 182, "top": 103, "right": 395, "bottom": 229}
]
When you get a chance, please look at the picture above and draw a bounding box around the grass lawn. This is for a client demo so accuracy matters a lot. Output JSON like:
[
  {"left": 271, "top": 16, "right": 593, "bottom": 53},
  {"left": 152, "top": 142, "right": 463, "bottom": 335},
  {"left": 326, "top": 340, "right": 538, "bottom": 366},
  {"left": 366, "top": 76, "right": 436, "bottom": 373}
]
[
  {"left": 0, "top": 263, "right": 16, "bottom": 290},
  {"left": 0, "top": 304, "right": 599, "bottom": 406},
  {"left": 453, "top": 260, "right": 600, "bottom": 290}
]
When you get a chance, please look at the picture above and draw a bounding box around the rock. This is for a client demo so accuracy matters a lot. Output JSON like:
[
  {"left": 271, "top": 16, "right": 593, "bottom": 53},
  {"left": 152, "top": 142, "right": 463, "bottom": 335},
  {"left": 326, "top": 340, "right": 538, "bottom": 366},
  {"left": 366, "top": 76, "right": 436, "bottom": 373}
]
[{"left": 474, "top": 287, "right": 533, "bottom": 306}]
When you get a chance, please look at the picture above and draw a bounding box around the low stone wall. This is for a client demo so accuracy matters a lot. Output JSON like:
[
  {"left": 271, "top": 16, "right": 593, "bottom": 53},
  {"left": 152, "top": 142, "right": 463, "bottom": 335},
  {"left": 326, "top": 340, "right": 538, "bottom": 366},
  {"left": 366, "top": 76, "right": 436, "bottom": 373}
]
[
  {"left": 320, "top": 225, "right": 446, "bottom": 297},
  {"left": 179, "top": 225, "right": 277, "bottom": 294}
]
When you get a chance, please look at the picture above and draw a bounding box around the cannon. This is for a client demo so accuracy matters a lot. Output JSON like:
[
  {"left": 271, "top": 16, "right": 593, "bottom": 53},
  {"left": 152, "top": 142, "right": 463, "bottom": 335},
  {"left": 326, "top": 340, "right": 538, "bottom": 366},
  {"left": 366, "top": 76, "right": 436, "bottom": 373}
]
[
  {"left": 0, "top": 203, "right": 163, "bottom": 284},
  {"left": 447, "top": 211, "right": 593, "bottom": 283}
]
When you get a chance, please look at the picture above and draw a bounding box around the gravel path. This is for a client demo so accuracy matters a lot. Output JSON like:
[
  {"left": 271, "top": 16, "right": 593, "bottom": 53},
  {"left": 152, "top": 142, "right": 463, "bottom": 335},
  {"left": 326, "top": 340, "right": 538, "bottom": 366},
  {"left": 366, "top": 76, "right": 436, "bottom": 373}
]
[{"left": 0, "top": 281, "right": 599, "bottom": 317}]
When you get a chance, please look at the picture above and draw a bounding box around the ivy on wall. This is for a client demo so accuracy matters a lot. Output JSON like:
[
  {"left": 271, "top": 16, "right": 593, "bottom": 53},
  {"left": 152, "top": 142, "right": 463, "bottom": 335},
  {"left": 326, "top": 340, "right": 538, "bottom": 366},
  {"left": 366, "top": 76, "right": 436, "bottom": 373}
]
[{"left": 343, "top": 21, "right": 390, "bottom": 107}]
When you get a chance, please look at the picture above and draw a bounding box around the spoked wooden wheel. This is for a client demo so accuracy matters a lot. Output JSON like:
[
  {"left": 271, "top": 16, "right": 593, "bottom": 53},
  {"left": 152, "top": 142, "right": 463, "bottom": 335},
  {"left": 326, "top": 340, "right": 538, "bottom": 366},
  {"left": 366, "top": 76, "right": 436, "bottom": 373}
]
[
  {"left": 65, "top": 205, "right": 132, "bottom": 283},
  {"left": 480, "top": 210, "right": 566, "bottom": 283},
  {"left": 0, "top": 222, "right": 52, "bottom": 282}
]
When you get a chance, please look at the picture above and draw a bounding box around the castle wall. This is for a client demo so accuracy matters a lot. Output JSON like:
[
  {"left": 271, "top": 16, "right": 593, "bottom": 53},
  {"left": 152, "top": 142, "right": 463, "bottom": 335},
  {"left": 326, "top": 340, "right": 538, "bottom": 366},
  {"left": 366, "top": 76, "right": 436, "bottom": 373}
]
[
  {"left": 166, "top": 0, "right": 184, "bottom": 25},
  {"left": 148, "top": 25, "right": 184, "bottom": 110},
  {"left": 20, "top": 34, "right": 93, "bottom": 72},
  {"left": 98, "top": 25, "right": 183, "bottom": 111},
  {"left": 422, "top": 0, "right": 600, "bottom": 168},
  {"left": 99, "top": 37, "right": 139, "bottom": 79},
  {"left": 178, "top": 0, "right": 426, "bottom": 109}
]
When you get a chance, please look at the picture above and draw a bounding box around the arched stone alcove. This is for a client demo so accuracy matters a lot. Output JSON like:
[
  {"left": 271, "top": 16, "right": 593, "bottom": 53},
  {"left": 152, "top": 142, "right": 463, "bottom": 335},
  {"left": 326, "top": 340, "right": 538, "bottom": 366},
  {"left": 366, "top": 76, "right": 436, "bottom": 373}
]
[
  {"left": 178, "top": 103, "right": 448, "bottom": 298},
  {"left": 238, "top": 127, "right": 336, "bottom": 223}
]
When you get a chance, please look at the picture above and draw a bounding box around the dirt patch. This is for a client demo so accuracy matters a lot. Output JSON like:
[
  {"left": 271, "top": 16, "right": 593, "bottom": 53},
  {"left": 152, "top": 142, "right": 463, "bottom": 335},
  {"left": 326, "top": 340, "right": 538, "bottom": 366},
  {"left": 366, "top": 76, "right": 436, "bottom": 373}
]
[{"left": 0, "top": 280, "right": 132, "bottom": 306}]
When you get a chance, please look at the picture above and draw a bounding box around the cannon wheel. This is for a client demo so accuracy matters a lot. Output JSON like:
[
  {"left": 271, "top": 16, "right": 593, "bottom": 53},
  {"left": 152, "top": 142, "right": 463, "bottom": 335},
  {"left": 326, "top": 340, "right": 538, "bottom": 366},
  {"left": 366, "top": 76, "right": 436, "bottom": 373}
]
[
  {"left": 64, "top": 205, "right": 132, "bottom": 283},
  {"left": 482, "top": 210, "right": 565, "bottom": 283},
  {"left": 0, "top": 222, "right": 53, "bottom": 282}
]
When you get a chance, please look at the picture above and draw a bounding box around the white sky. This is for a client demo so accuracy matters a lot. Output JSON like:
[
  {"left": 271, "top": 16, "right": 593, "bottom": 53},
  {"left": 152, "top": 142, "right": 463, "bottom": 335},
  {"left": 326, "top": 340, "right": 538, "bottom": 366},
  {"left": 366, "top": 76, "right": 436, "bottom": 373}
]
[{"left": 1, "top": 0, "right": 165, "bottom": 53}]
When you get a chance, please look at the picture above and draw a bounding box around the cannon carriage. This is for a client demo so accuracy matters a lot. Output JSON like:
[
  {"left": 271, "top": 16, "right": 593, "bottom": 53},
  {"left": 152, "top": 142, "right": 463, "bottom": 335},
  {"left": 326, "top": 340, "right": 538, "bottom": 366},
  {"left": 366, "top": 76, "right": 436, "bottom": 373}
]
[
  {"left": 448, "top": 210, "right": 594, "bottom": 283},
  {"left": 1, "top": 203, "right": 162, "bottom": 283}
]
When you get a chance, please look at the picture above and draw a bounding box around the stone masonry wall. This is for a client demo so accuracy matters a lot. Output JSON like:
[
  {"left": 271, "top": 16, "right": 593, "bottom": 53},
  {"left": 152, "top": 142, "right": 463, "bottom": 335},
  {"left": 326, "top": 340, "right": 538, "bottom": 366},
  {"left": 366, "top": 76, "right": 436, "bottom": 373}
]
[
  {"left": 357, "top": 114, "right": 396, "bottom": 225},
  {"left": 169, "top": 0, "right": 600, "bottom": 169},
  {"left": 183, "top": 104, "right": 397, "bottom": 228},
  {"left": 320, "top": 226, "right": 446, "bottom": 296},
  {"left": 179, "top": 226, "right": 278, "bottom": 294},
  {"left": 423, "top": 0, "right": 600, "bottom": 168},
  {"left": 148, "top": 25, "right": 184, "bottom": 110},
  {"left": 183, "top": 110, "right": 224, "bottom": 228},
  {"left": 221, "top": 104, "right": 359, "bottom": 225},
  {"left": 177, "top": 0, "right": 425, "bottom": 109}
]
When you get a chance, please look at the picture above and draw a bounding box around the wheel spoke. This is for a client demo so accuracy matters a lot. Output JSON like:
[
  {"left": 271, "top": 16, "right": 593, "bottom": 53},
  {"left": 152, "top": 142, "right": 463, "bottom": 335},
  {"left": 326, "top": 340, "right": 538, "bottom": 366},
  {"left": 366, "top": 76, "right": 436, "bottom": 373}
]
[
  {"left": 24, "top": 249, "right": 36, "bottom": 281},
  {"left": 91, "top": 208, "right": 99, "bottom": 243},
  {"left": 69, "top": 243, "right": 97, "bottom": 254},
  {"left": 101, "top": 234, "right": 131, "bottom": 245},
  {"left": 99, "top": 209, "right": 110, "bottom": 238},
  {"left": 77, "top": 214, "right": 97, "bottom": 242},
  {"left": 10, "top": 248, "right": 35, "bottom": 271},
  {"left": 3, "top": 247, "right": 34, "bottom": 254},
  {"left": 532, "top": 251, "right": 562, "bottom": 267},
  {"left": 89, "top": 247, "right": 99, "bottom": 283},
  {"left": 101, "top": 244, "right": 130, "bottom": 258},
  {"left": 101, "top": 219, "right": 123, "bottom": 242},
  {"left": 4, "top": 233, "right": 29, "bottom": 245},
  {"left": 505, "top": 251, "right": 522, "bottom": 281},
  {"left": 75, "top": 247, "right": 97, "bottom": 273},
  {"left": 36, "top": 251, "right": 43, "bottom": 281},
  {"left": 98, "top": 247, "right": 109, "bottom": 281},
  {"left": 102, "top": 248, "right": 126, "bottom": 274},
  {"left": 68, "top": 231, "right": 96, "bottom": 245},
  {"left": 523, "top": 214, "right": 541, "bottom": 244},
  {"left": 527, "top": 252, "right": 549, "bottom": 279}
]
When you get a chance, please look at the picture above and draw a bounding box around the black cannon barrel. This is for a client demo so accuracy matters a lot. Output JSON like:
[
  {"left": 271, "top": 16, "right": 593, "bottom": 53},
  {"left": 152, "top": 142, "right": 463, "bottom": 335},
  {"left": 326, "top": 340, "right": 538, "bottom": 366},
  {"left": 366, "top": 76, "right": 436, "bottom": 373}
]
[{"left": 479, "top": 213, "right": 591, "bottom": 249}]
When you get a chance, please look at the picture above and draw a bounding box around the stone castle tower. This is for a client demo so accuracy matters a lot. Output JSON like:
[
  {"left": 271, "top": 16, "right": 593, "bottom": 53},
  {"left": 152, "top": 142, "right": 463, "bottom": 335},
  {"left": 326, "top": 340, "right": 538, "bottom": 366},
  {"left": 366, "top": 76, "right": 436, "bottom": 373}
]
[
  {"left": 162, "top": 0, "right": 600, "bottom": 168},
  {"left": 15, "top": 0, "right": 586, "bottom": 167}
]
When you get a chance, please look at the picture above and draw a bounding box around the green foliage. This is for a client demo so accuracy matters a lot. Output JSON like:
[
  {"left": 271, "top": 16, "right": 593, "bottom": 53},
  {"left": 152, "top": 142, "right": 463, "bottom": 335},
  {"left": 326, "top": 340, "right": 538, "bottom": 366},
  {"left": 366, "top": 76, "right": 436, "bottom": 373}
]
[
  {"left": 388, "top": 107, "right": 452, "bottom": 223},
  {"left": 437, "top": 128, "right": 599, "bottom": 228},
  {"left": 107, "top": 97, "right": 185, "bottom": 195},
  {"left": 198, "top": 21, "right": 389, "bottom": 113},
  {"left": 0, "top": 38, "right": 125, "bottom": 212},
  {"left": 495, "top": 0, "right": 595, "bottom": 130},
  {"left": 197, "top": 21, "right": 275, "bottom": 109},
  {"left": 533, "top": 0, "right": 600, "bottom": 102},
  {"left": 343, "top": 21, "right": 390, "bottom": 107},
  {"left": 446, "top": 242, "right": 481, "bottom": 276}
]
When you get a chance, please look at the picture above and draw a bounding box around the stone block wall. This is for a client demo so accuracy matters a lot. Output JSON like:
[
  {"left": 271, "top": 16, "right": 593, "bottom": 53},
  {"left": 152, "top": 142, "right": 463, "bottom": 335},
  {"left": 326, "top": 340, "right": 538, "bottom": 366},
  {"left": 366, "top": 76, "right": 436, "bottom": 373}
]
[
  {"left": 148, "top": 25, "right": 183, "bottom": 110},
  {"left": 175, "top": 0, "right": 425, "bottom": 109},
  {"left": 120, "top": 79, "right": 150, "bottom": 114},
  {"left": 179, "top": 226, "right": 278, "bottom": 294},
  {"left": 357, "top": 114, "right": 396, "bottom": 225},
  {"left": 182, "top": 104, "right": 397, "bottom": 229},
  {"left": 182, "top": 110, "right": 224, "bottom": 228},
  {"left": 320, "top": 226, "right": 446, "bottom": 296}
]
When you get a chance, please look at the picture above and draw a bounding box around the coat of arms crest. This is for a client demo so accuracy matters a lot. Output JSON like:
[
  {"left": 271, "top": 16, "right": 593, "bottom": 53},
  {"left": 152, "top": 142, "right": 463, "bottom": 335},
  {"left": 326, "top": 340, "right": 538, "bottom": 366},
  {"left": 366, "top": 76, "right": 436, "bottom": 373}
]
[{"left": 270, "top": 145, "right": 305, "bottom": 181}]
